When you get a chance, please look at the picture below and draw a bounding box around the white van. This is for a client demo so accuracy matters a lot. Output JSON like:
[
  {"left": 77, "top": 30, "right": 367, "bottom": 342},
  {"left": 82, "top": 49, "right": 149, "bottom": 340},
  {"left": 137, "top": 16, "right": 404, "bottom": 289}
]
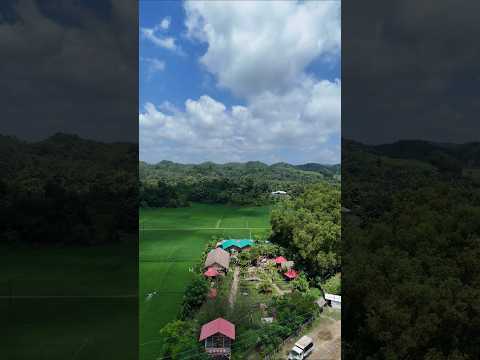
[{"left": 288, "top": 335, "right": 314, "bottom": 360}]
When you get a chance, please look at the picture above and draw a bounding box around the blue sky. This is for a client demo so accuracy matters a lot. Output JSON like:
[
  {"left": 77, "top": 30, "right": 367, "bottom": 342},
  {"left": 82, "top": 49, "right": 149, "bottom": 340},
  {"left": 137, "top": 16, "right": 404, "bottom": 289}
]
[{"left": 139, "top": 1, "right": 340, "bottom": 165}]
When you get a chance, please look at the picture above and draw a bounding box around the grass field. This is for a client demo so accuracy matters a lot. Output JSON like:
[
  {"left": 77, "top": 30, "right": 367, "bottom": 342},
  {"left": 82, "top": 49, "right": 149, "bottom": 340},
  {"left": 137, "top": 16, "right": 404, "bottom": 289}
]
[
  {"left": 1, "top": 239, "right": 138, "bottom": 360},
  {"left": 139, "top": 203, "right": 271, "bottom": 360}
]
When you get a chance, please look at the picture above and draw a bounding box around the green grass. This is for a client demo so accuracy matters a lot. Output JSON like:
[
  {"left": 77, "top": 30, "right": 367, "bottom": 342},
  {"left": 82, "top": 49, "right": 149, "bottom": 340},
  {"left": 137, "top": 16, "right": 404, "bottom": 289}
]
[
  {"left": 1, "top": 239, "right": 138, "bottom": 360},
  {"left": 139, "top": 203, "right": 271, "bottom": 360}
]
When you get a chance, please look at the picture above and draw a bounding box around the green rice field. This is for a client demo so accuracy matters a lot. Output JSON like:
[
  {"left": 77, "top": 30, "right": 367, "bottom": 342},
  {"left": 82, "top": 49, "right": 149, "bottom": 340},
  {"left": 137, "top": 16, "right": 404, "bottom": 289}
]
[{"left": 139, "top": 203, "right": 271, "bottom": 360}]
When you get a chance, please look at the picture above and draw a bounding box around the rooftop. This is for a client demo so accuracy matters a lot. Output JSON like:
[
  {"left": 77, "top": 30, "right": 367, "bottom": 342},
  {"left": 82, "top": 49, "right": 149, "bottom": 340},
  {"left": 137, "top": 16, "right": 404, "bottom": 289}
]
[{"left": 199, "top": 317, "right": 236, "bottom": 341}]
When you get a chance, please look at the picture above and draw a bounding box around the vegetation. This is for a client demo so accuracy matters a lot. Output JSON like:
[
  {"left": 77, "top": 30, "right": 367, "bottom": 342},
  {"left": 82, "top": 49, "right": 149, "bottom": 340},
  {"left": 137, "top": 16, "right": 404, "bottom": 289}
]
[
  {"left": 180, "top": 275, "right": 210, "bottom": 319},
  {"left": 139, "top": 160, "right": 339, "bottom": 207},
  {"left": 270, "top": 182, "right": 341, "bottom": 282},
  {"left": 0, "top": 133, "right": 137, "bottom": 245},
  {"left": 159, "top": 320, "right": 210, "bottom": 360},
  {"left": 343, "top": 140, "right": 480, "bottom": 360},
  {"left": 321, "top": 273, "right": 341, "bottom": 295}
]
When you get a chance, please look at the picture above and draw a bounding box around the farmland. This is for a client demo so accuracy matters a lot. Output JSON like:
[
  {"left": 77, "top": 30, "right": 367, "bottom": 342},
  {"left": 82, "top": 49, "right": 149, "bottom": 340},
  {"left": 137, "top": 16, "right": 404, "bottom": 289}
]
[{"left": 139, "top": 203, "right": 271, "bottom": 360}]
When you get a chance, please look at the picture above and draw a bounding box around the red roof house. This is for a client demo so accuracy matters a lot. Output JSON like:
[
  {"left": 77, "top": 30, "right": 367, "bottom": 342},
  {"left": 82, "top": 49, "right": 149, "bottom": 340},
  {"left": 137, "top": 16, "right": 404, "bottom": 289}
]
[
  {"left": 199, "top": 318, "right": 235, "bottom": 358},
  {"left": 274, "top": 256, "right": 287, "bottom": 264},
  {"left": 284, "top": 269, "right": 299, "bottom": 280},
  {"left": 204, "top": 267, "right": 220, "bottom": 278}
]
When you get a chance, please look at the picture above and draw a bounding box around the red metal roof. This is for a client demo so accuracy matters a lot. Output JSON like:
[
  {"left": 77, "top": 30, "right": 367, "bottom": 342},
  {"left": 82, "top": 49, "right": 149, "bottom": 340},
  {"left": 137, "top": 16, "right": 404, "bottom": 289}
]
[
  {"left": 199, "top": 317, "right": 235, "bottom": 341},
  {"left": 204, "top": 267, "right": 220, "bottom": 277},
  {"left": 284, "top": 269, "right": 299, "bottom": 279},
  {"left": 274, "top": 256, "right": 287, "bottom": 264}
]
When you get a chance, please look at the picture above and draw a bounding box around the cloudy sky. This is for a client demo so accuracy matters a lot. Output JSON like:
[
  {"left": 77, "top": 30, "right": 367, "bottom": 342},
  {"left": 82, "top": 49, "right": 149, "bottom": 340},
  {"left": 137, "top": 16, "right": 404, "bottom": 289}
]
[{"left": 139, "top": 1, "right": 341, "bottom": 165}]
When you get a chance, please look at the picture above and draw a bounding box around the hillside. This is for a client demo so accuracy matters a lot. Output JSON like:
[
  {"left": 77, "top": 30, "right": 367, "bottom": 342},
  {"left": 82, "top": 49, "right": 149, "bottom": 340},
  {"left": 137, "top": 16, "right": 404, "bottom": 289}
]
[
  {"left": 139, "top": 159, "right": 339, "bottom": 207},
  {"left": 0, "top": 133, "right": 137, "bottom": 245}
]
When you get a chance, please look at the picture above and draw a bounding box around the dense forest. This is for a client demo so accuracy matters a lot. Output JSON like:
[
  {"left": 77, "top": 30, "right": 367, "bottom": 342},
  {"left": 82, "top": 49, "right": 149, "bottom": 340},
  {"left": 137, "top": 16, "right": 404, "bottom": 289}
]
[
  {"left": 0, "top": 133, "right": 137, "bottom": 245},
  {"left": 270, "top": 183, "right": 341, "bottom": 284},
  {"left": 139, "top": 160, "right": 340, "bottom": 207},
  {"left": 342, "top": 139, "right": 480, "bottom": 359}
]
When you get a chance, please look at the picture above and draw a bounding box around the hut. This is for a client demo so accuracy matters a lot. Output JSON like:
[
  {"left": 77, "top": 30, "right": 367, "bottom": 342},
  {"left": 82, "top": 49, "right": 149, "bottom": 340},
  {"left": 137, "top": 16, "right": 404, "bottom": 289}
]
[
  {"left": 220, "top": 239, "right": 254, "bottom": 253},
  {"left": 199, "top": 318, "right": 235, "bottom": 358},
  {"left": 280, "top": 260, "right": 295, "bottom": 271},
  {"left": 274, "top": 256, "right": 287, "bottom": 267},
  {"left": 325, "top": 293, "right": 341, "bottom": 309},
  {"left": 204, "top": 248, "right": 230, "bottom": 274},
  {"left": 283, "top": 269, "right": 299, "bottom": 280}
]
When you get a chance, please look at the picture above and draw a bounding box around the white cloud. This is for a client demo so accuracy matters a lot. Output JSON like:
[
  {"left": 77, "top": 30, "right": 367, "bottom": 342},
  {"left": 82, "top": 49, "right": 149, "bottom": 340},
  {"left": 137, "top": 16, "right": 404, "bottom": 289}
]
[
  {"left": 160, "top": 17, "right": 171, "bottom": 30},
  {"left": 141, "top": 19, "right": 183, "bottom": 54},
  {"left": 184, "top": 0, "right": 340, "bottom": 97},
  {"left": 140, "top": 78, "right": 340, "bottom": 164},
  {"left": 141, "top": 57, "right": 165, "bottom": 79}
]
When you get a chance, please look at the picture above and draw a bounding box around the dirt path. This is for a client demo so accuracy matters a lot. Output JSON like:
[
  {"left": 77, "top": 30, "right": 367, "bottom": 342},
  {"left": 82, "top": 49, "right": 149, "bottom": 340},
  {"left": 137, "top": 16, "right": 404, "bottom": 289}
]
[
  {"left": 278, "top": 314, "right": 341, "bottom": 360},
  {"left": 228, "top": 266, "right": 240, "bottom": 308}
]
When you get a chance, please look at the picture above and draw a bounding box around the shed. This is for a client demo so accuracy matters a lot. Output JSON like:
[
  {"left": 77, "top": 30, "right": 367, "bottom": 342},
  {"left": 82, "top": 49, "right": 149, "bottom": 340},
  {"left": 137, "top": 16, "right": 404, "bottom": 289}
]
[
  {"left": 221, "top": 239, "right": 254, "bottom": 253},
  {"left": 325, "top": 293, "right": 341, "bottom": 309},
  {"left": 199, "top": 318, "right": 235, "bottom": 358},
  {"left": 284, "top": 269, "right": 299, "bottom": 280},
  {"left": 280, "top": 260, "right": 295, "bottom": 270},
  {"left": 204, "top": 248, "right": 230, "bottom": 273}
]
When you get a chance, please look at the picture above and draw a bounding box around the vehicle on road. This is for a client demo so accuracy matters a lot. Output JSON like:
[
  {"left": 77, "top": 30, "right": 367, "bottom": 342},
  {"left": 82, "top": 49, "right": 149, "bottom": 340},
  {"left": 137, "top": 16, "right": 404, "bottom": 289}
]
[{"left": 288, "top": 335, "right": 314, "bottom": 360}]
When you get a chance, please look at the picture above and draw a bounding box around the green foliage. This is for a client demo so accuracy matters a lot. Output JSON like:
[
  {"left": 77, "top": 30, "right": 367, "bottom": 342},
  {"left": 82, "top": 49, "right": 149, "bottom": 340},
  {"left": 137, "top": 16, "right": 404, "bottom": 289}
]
[
  {"left": 292, "top": 273, "right": 310, "bottom": 293},
  {"left": 322, "top": 273, "right": 341, "bottom": 295},
  {"left": 343, "top": 140, "right": 480, "bottom": 360},
  {"left": 270, "top": 183, "right": 341, "bottom": 280},
  {"left": 180, "top": 275, "right": 210, "bottom": 319},
  {"left": 271, "top": 292, "right": 318, "bottom": 332},
  {"left": 139, "top": 160, "right": 339, "bottom": 207},
  {"left": 159, "top": 320, "right": 209, "bottom": 360}
]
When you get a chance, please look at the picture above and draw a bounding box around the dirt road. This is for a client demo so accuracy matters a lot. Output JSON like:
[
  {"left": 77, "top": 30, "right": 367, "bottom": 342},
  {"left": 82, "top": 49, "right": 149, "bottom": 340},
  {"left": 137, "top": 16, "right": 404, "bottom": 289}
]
[
  {"left": 228, "top": 266, "right": 240, "bottom": 308},
  {"left": 278, "top": 313, "right": 341, "bottom": 360}
]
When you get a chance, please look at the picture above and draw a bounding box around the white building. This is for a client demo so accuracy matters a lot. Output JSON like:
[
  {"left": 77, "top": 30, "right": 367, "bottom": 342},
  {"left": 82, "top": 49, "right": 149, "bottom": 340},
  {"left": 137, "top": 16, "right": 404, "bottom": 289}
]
[
  {"left": 325, "top": 293, "right": 341, "bottom": 309},
  {"left": 271, "top": 190, "right": 287, "bottom": 196}
]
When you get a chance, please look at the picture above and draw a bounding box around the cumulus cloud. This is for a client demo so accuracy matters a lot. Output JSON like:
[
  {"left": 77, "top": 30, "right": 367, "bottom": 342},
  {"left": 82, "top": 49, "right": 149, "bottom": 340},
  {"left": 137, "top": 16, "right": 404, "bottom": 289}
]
[
  {"left": 140, "top": 78, "right": 340, "bottom": 164},
  {"left": 141, "top": 18, "right": 182, "bottom": 54},
  {"left": 184, "top": 0, "right": 340, "bottom": 97},
  {"left": 141, "top": 57, "right": 165, "bottom": 79}
]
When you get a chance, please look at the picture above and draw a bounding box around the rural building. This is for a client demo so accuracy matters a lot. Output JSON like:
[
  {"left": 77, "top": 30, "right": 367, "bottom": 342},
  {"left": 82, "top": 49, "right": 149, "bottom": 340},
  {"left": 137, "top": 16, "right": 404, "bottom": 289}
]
[
  {"left": 220, "top": 239, "right": 254, "bottom": 253},
  {"left": 325, "top": 293, "right": 341, "bottom": 309},
  {"left": 204, "top": 267, "right": 220, "bottom": 278},
  {"left": 274, "top": 256, "right": 288, "bottom": 266},
  {"left": 271, "top": 190, "right": 287, "bottom": 197},
  {"left": 199, "top": 317, "right": 235, "bottom": 359},
  {"left": 204, "top": 248, "right": 230, "bottom": 274},
  {"left": 284, "top": 269, "right": 299, "bottom": 280},
  {"left": 280, "top": 260, "right": 295, "bottom": 270}
]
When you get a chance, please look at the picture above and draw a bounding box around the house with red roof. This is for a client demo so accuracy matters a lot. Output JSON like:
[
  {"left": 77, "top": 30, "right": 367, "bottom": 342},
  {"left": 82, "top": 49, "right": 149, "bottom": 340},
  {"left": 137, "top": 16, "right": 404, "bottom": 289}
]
[
  {"left": 204, "top": 267, "right": 220, "bottom": 278},
  {"left": 199, "top": 317, "right": 235, "bottom": 358},
  {"left": 284, "top": 268, "right": 299, "bottom": 280},
  {"left": 204, "top": 247, "right": 230, "bottom": 274},
  {"left": 274, "top": 256, "right": 287, "bottom": 266}
]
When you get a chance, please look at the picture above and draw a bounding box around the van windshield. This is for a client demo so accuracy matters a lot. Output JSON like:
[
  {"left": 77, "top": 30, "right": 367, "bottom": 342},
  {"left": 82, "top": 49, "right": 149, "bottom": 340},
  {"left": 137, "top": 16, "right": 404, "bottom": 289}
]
[{"left": 289, "top": 350, "right": 302, "bottom": 359}]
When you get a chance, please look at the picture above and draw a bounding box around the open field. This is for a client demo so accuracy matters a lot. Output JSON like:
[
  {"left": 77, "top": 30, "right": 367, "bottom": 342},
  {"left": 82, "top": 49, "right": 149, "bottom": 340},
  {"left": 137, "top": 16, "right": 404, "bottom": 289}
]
[
  {"left": 1, "top": 239, "right": 138, "bottom": 360},
  {"left": 139, "top": 203, "right": 271, "bottom": 360}
]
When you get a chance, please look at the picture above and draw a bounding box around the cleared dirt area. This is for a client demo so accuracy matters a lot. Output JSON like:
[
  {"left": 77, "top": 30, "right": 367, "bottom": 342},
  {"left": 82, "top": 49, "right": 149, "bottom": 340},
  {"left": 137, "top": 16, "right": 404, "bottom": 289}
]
[{"left": 278, "top": 312, "right": 341, "bottom": 360}]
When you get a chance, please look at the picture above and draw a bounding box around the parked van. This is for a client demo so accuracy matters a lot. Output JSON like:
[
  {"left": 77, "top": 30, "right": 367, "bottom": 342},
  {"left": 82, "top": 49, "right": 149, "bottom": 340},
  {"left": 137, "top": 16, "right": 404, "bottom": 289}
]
[{"left": 288, "top": 335, "right": 314, "bottom": 360}]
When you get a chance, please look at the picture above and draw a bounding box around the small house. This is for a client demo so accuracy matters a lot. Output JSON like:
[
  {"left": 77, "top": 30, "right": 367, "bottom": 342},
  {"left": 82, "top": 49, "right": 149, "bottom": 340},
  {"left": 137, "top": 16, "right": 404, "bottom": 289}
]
[
  {"left": 274, "top": 256, "right": 288, "bottom": 267},
  {"left": 284, "top": 269, "right": 299, "bottom": 280},
  {"left": 204, "top": 267, "right": 220, "bottom": 278},
  {"left": 220, "top": 239, "right": 254, "bottom": 253},
  {"left": 325, "top": 293, "right": 341, "bottom": 309},
  {"left": 271, "top": 190, "right": 287, "bottom": 197},
  {"left": 204, "top": 248, "right": 230, "bottom": 274},
  {"left": 199, "top": 317, "right": 235, "bottom": 358}
]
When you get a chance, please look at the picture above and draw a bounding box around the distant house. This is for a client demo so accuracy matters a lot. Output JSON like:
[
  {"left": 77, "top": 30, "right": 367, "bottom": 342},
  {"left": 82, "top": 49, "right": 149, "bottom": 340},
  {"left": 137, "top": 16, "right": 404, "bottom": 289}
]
[
  {"left": 325, "top": 293, "right": 341, "bottom": 309},
  {"left": 199, "top": 317, "right": 235, "bottom": 358},
  {"left": 271, "top": 190, "right": 287, "bottom": 197},
  {"left": 204, "top": 248, "right": 230, "bottom": 274},
  {"left": 284, "top": 269, "right": 299, "bottom": 280},
  {"left": 274, "top": 256, "right": 288, "bottom": 266},
  {"left": 220, "top": 239, "right": 254, "bottom": 253},
  {"left": 204, "top": 267, "right": 220, "bottom": 278}
]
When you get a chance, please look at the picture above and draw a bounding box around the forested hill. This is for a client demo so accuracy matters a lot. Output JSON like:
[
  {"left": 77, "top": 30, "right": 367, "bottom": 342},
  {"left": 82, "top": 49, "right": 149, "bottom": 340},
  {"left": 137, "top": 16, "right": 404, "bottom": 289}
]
[
  {"left": 139, "top": 160, "right": 340, "bottom": 207},
  {"left": 140, "top": 160, "right": 339, "bottom": 183},
  {"left": 342, "top": 139, "right": 480, "bottom": 359},
  {"left": 0, "top": 133, "right": 137, "bottom": 245}
]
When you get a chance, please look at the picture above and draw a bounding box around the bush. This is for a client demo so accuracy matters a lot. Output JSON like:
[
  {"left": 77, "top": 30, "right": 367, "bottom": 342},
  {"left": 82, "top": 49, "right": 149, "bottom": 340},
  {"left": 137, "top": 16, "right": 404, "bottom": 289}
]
[
  {"left": 180, "top": 275, "right": 209, "bottom": 319},
  {"left": 322, "top": 273, "right": 341, "bottom": 295}
]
